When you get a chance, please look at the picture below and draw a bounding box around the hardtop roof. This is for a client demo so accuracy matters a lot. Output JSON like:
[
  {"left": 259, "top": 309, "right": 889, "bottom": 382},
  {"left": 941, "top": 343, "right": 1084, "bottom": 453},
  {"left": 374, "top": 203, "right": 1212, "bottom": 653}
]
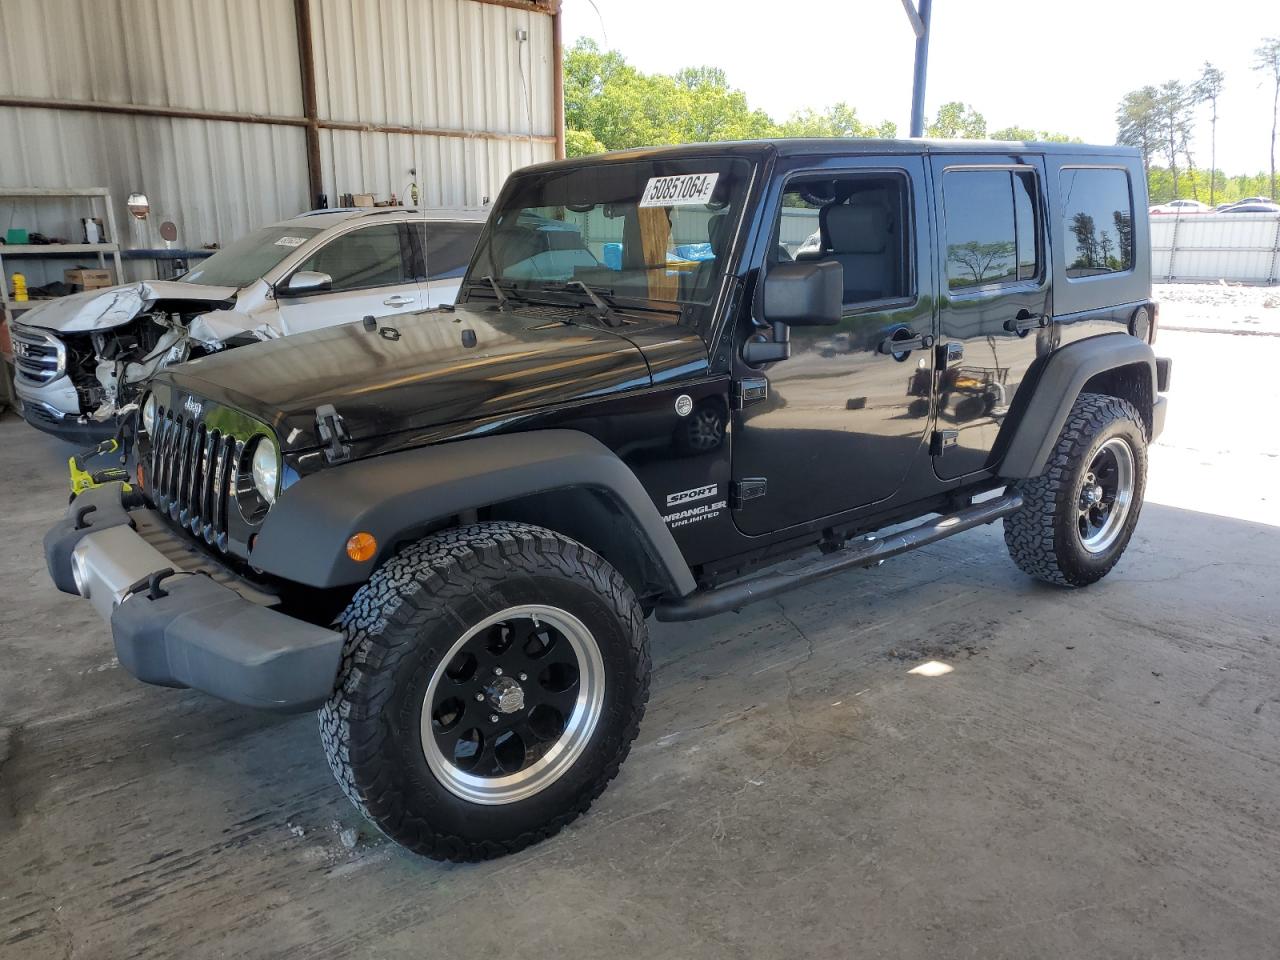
[{"left": 518, "top": 138, "right": 1140, "bottom": 175}]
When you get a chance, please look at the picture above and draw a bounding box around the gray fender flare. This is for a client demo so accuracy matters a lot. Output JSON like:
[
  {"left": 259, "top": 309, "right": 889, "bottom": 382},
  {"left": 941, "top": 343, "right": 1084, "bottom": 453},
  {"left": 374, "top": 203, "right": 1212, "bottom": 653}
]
[
  {"left": 998, "top": 334, "right": 1156, "bottom": 479},
  {"left": 251, "top": 429, "right": 697, "bottom": 596}
]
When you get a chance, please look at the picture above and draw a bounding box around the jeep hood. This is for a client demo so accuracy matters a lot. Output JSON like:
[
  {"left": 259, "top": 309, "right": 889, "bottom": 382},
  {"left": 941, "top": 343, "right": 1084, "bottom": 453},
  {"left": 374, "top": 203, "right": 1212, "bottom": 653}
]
[
  {"left": 16, "top": 280, "right": 239, "bottom": 333},
  {"left": 160, "top": 303, "right": 676, "bottom": 451}
]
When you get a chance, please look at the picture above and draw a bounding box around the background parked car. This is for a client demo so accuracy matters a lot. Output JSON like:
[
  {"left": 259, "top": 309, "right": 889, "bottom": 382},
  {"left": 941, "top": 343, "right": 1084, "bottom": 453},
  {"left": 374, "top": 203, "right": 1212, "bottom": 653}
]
[
  {"left": 1220, "top": 201, "right": 1280, "bottom": 213},
  {"left": 11, "top": 207, "right": 485, "bottom": 442},
  {"left": 1149, "top": 199, "right": 1210, "bottom": 214}
]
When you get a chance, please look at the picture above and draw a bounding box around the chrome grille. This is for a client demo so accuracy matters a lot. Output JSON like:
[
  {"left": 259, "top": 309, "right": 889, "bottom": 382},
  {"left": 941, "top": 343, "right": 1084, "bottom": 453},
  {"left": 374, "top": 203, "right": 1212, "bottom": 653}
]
[
  {"left": 150, "top": 408, "right": 242, "bottom": 551},
  {"left": 11, "top": 326, "right": 65, "bottom": 385}
]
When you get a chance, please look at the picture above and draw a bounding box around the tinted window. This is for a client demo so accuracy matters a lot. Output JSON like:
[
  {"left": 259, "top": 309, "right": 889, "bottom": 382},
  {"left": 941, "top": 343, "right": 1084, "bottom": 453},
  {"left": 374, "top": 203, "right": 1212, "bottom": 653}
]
[
  {"left": 777, "top": 173, "right": 912, "bottom": 306},
  {"left": 296, "top": 223, "right": 409, "bottom": 292},
  {"left": 1059, "top": 168, "right": 1133, "bottom": 278},
  {"left": 1014, "top": 172, "right": 1040, "bottom": 281},
  {"left": 944, "top": 169, "right": 1042, "bottom": 290},
  {"left": 418, "top": 222, "right": 483, "bottom": 281}
]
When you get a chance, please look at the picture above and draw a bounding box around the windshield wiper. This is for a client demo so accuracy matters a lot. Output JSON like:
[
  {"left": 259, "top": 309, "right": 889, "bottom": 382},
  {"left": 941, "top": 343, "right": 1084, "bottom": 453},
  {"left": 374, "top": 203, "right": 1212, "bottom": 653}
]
[
  {"left": 541, "top": 280, "right": 629, "bottom": 327},
  {"left": 477, "top": 275, "right": 514, "bottom": 311}
]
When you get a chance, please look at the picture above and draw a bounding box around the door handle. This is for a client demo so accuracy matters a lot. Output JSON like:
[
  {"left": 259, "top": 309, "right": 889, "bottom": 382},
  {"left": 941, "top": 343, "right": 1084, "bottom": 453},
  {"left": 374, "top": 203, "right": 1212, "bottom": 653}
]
[
  {"left": 383, "top": 295, "right": 415, "bottom": 307},
  {"left": 1004, "top": 311, "right": 1049, "bottom": 335},
  {"left": 877, "top": 330, "right": 935, "bottom": 359}
]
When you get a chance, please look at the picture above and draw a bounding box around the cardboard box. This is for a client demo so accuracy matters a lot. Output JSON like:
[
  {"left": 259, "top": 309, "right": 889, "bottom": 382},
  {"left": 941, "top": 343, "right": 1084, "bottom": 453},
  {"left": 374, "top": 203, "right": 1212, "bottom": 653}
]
[
  {"left": 64, "top": 268, "right": 114, "bottom": 291},
  {"left": 351, "top": 193, "right": 375, "bottom": 207}
]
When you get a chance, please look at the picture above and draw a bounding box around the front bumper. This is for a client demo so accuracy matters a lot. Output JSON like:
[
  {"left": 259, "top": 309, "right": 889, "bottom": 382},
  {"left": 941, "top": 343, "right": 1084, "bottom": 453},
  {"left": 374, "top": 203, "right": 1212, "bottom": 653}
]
[
  {"left": 14, "top": 372, "right": 115, "bottom": 443},
  {"left": 19, "top": 402, "right": 116, "bottom": 443},
  {"left": 44, "top": 483, "right": 343, "bottom": 712}
]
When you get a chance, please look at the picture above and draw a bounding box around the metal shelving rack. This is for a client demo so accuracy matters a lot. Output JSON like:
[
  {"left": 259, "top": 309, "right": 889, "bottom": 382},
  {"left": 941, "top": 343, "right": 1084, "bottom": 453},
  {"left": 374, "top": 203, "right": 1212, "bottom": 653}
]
[{"left": 0, "top": 187, "right": 125, "bottom": 411}]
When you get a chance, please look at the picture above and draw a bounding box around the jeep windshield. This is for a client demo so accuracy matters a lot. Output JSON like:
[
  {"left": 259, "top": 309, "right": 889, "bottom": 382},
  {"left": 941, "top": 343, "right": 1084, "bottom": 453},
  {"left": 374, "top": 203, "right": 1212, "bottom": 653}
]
[
  {"left": 468, "top": 157, "right": 754, "bottom": 308},
  {"left": 181, "top": 225, "right": 322, "bottom": 288}
]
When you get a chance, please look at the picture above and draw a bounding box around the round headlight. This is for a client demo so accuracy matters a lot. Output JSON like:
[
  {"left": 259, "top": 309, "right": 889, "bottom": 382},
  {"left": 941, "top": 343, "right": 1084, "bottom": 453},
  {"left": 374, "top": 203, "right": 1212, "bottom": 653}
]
[
  {"left": 141, "top": 393, "right": 157, "bottom": 434},
  {"left": 251, "top": 437, "right": 279, "bottom": 504}
]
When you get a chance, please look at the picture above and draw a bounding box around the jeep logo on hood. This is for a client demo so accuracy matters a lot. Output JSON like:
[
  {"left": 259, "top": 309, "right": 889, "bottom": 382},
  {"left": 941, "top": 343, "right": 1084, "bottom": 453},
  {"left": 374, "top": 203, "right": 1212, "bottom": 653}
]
[{"left": 183, "top": 396, "right": 204, "bottom": 418}]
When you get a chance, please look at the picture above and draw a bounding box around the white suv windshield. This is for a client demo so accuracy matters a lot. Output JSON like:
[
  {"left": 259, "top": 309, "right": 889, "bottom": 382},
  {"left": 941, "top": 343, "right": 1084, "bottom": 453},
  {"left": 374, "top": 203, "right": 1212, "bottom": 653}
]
[
  {"left": 470, "top": 157, "right": 755, "bottom": 304},
  {"left": 182, "top": 226, "right": 323, "bottom": 288}
]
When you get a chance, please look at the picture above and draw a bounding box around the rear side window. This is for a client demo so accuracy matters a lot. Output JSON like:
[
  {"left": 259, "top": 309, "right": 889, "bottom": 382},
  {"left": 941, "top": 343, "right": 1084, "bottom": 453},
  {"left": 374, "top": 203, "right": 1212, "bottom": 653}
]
[
  {"left": 418, "top": 222, "right": 483, "bottom": 281},
  {"left": 942, "top": 169, "right": 1041, "bottom": 290},
  {"left": 1059, "top": 168, "right": 1134, "bottom": 278}
]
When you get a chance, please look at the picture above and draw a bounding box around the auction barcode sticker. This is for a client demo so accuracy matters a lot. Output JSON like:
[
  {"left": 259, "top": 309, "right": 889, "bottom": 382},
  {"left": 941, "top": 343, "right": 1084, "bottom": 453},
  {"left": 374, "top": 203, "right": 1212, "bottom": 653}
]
[
  {"left": 274, "top": 236, "right": 308, "bottom": 248},
  {"left": 639, "top": 173, "right": 720, "bottom": 208}
]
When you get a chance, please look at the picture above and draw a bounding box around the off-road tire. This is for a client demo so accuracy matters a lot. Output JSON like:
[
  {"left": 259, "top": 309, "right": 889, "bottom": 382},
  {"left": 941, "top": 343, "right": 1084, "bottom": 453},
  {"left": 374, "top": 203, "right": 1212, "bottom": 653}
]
[
  {"left": 1003, "top": 392, "right": 1147, "bottom": 587},
  {"left": 319, "top": 521, "right": 650, "bottom": 862}
]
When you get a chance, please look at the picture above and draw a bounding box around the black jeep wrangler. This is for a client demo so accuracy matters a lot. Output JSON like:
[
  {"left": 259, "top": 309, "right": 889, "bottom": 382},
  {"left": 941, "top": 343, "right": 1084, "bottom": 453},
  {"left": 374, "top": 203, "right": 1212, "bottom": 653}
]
[{"left": 45, "top": 140, "right": 1170, "bottom": 861}]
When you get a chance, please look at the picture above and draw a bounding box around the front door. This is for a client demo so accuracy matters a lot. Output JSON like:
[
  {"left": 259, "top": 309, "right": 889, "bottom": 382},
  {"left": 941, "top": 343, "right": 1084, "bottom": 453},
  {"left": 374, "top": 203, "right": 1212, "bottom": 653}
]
[
  {"left": 275, "top": 222, "right": 425, "bottom": 334},
  {"left": 731, "top": 158, "right": 936, "bottom": 536},
  {"left": 930, "top": 155, "right": 1051, "bottom": 479}
]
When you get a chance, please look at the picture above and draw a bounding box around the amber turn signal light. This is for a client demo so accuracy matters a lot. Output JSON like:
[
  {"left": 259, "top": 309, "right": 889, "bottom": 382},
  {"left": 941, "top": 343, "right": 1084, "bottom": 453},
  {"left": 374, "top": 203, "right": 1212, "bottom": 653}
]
[{"left": 346, "top": 532, "right": 377, "bottom": 562}]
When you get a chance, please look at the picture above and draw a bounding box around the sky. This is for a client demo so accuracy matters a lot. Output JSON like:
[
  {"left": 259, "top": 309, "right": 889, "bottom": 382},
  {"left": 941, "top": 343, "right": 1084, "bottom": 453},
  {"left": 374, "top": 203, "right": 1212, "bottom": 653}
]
[{"left": 561, "top": 0, "right": 1279, "bottom": 174}]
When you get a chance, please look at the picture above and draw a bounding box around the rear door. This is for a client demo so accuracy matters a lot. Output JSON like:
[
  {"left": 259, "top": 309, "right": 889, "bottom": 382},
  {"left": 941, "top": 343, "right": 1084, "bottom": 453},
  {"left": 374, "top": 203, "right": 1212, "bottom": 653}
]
[
  {"left": 930, "top": 155, "right": 1051, "bottom": 479},
  {"left": 275, "top": 221, "right": 424, "bottom": 334},
  {"left": 406, "top": 220, "right": 484, "bottom": 307}
]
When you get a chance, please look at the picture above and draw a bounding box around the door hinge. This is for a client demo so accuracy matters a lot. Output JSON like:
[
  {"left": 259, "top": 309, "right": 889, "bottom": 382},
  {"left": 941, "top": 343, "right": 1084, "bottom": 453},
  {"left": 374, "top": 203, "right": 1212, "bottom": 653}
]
[
  {"left": 730, "top": 478, "right": 767, "bottom": 509},
  {"left": 731, "top": 377, "right": 768, "bottom": 410},
  {"left": 930, "top": 430, "right": 958, "bottom": 456},
  {"left": 316, "top": 403, "right": 352, "bottom": 464}
]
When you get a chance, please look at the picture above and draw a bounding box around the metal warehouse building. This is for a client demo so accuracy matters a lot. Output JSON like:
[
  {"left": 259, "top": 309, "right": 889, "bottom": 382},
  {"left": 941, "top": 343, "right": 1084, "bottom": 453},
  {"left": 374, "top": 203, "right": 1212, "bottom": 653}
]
[{"left": 0, "top": 0, "right": 562, "bottom": 282}]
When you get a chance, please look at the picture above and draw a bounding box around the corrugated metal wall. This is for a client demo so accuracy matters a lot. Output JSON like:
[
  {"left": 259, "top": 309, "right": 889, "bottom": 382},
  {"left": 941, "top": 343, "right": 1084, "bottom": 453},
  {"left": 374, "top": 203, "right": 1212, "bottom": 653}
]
[
  {"left": 1151, "top": 214, "right": 1280, "bottom": 283},
  {"left": 312, "top": 0, "right": 554, "bottom": 208},
  {"left": 0, "top": 0, "right": 555, "bottom": 282},
  {"left": 0, "top": 0, "right": 308, "bottom": 280}
]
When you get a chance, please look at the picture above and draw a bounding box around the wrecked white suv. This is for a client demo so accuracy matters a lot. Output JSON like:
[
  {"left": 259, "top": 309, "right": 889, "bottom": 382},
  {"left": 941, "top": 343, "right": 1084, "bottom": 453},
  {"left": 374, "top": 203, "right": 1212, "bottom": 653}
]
[{"left": 11, "top": 207, "right": 484, "bottom": 442}]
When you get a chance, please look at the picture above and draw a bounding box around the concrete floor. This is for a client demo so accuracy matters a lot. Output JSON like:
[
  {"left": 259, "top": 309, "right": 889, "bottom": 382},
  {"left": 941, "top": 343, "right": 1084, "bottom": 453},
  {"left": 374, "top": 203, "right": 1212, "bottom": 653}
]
[{"left": 1, "top": 327, "right": 1278, "bottom": 959}]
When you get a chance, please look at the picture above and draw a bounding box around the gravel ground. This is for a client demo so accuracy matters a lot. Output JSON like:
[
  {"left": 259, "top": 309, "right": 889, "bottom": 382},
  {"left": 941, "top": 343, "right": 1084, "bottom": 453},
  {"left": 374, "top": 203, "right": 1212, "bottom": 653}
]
[{"left": 1155, "top": 281, "right": 1280, "bottom": 335}]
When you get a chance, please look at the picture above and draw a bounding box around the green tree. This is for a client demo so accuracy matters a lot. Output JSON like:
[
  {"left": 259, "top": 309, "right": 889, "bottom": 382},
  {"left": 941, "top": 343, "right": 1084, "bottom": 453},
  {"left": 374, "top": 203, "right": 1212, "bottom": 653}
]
[
  {"left": 989, "top": 125, "right": 1081, "bottom": 143},
  {"left": 1116, "top": 86, "right": 1160, "bottom": 172},
  {"left": 1194, "top": 63, "right": 1226, "bottom": 205},
  {"left": 1155, "top": 80, "right": 1193, "bottom": 196},
  {"left": 565, "top": 129, "right": 607, "bottom": 158},
  {"left": 927, "top": 102, "right": 987, "bottom": 139},
  {"left": 562, "top": 40, "right": 896, "bottom": 155},
  {"left": 1255, "top": 38, "right": 1280, "bottom": 199},
  {"left": 777, "top": 102, "right": 896, "bottom": 139},
  {"left": 672, "top": 66, "right": 776, "bottom": 142}
]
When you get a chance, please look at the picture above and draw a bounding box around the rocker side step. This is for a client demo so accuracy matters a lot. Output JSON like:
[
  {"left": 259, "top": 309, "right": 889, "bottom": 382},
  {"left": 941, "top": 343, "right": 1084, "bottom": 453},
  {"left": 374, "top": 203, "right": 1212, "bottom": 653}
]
[{"left": 655, "top": 492, "right": 1024, "bottom": 622}]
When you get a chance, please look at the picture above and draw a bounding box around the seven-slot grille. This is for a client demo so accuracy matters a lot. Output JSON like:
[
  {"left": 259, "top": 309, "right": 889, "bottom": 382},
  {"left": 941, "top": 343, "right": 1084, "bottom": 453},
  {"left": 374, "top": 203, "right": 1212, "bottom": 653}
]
[
  {"left": 150, "top": 407, "right": 243, "bottom": 551},
  {"left": 11, "top": 326, "right": 64, "bottom": 385}
]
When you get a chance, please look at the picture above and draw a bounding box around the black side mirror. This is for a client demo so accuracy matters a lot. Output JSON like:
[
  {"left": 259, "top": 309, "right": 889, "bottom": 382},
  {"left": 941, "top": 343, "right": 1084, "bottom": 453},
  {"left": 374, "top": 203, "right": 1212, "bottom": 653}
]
[
  {"left": 744, "top": 260, "right": 843, "bottom": 365},
  {"left": 764, "top": 260, "right": 842, "bottom": 326}
]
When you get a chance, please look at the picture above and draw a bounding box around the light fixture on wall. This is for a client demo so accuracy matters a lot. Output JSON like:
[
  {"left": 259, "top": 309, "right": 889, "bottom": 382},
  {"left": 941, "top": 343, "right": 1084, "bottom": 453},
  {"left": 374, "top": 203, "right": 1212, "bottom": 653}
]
[{"left": 126, "top": 193, "right": 150, "bottom": 220}]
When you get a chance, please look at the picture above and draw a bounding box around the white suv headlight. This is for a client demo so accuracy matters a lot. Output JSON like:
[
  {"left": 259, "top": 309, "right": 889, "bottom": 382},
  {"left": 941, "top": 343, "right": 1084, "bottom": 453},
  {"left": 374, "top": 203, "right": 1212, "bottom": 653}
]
[
  {"left": 251, "top": 437, "right": 279, "bottom": 504},
  {"left": 141, "top": 393, "right": 157, "bottom": 434}
]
